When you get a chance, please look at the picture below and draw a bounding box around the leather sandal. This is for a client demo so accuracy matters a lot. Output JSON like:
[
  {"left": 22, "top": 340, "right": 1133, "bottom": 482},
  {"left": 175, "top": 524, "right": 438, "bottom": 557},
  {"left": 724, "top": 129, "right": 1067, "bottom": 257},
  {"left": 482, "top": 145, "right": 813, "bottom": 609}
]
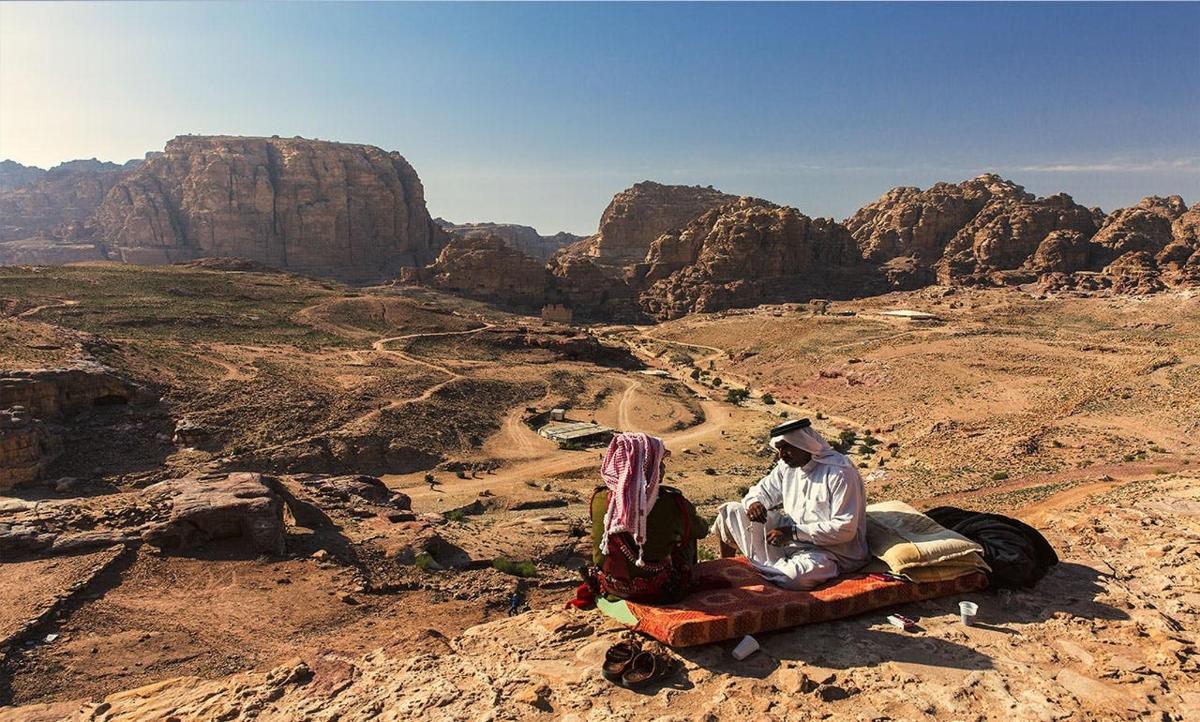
[
  {"left": 602, "top": 638, "right": 641, "bottom": 683},
  {"left": 621, "top": 649, "right": 675, "bottom": 688}
]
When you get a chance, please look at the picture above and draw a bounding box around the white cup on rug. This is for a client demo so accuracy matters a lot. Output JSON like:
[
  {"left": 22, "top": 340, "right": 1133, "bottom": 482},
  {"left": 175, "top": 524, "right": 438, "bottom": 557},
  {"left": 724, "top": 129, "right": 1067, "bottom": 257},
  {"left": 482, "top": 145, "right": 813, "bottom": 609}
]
[
  {"left": 731, "top": 635, "right": 759, "bottom": 660},
  {"left": 959, "top": 601, "right": 979, "bottom": 626}
]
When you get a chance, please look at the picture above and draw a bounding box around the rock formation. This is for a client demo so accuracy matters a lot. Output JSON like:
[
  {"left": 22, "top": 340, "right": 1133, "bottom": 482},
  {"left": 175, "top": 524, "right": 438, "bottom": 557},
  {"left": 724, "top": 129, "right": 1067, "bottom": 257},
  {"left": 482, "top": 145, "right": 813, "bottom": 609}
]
[
  {"left": 0, "top": 160, "right": 133, "bottom": 245},
  {"left": 0, "top": 364, "right": 137, "bottom": 490},
  {"left": 142, "top": 473, "right": 287, "bottom": 556},
  {"left": 583, "top": 181, "right": 738, "bottom": 265},
  {"left": 640, "top": 198, "right": 872, "bottom": 320},
  {"left": 0, "top": 160, "right": 47, "bottom": 191},
  {"left": 402, "top": 234, "right": 551, "bottom": 310},
  {"left": 435, "top": 219, "right": 581, "bottom": 261},
  {"left": 94, "top": 135, "right": 446, "bottom": 281}
]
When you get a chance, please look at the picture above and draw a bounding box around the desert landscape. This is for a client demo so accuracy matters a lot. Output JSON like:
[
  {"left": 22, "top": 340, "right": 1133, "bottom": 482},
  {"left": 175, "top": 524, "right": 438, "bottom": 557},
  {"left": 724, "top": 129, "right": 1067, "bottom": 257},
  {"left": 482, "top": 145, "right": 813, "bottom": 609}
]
[
  {"left": 2, "top": 2, "right": 1198, "bottom": 719},
  {"left": 0, "top": 131, "right": 1197, "bottom": 720}
]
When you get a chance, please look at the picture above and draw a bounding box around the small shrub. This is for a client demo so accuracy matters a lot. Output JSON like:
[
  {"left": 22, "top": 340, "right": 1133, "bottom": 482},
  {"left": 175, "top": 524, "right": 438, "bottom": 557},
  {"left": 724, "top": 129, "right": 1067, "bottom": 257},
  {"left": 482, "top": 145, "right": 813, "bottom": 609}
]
[
  {"left": 1153, "top": 468, "right": 1167, "bottom": 475},
  {"left": 725, "top": 388, "right": 750, "bottom": 405},
  {"left": 858, "top": 462, "right": 868, "bottom": 468},
  {"left": 444, "top": 509, "right": 466, "bottom": 523},
  {"left": 1050, "top": 440, "right": 1064, "bottom": 448},
  {"left": 697, "top": 546, "right": 717, "bottom": 562},
  {"left": 690, "top": 368, "right": 701, "bottom": 380},
  {"left": 856, "top": 444, "right": 875, "bottom": 456},
  {"left": 991, "top": 471, "right": 1009, "bottom": 481},
  {"left": 778, "top": 410, "right": 789, "bottom": 418},
  {"left": 456, "top": 469, "right": 468, "bottom": 479},
  {"left": 493, "top": 557, "right": 538, "bottom": 578},
  {"left": 761, "top": 393, "right": 775, "bottom": 405},
  {"left": 704, "top": 467, "right": 717, "bottom": 476},
  {"left": 815, "top": 412, "right": 826, "bottom": 420},
  {"left": 1149, "top": 446, "right": 1167, "bottom": 454},
  {"left": 415, "top": 553, "right": 439, "bottom": 572},
  {"left": 862, "top": 435, "right": 882, "bottom": 447},
  {"left": 736, "top": 485, "right": 750, "bottom": 498},
  {"left": 711, "top": 377, "right": 723, "bottom": 388}
]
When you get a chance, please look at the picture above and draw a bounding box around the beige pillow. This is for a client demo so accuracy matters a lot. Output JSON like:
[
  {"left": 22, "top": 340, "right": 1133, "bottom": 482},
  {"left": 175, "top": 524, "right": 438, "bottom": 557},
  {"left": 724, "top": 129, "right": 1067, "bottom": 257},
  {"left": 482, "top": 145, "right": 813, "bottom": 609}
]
[{"left": 866, "top": 500, "right": 988, "bottom": 573}]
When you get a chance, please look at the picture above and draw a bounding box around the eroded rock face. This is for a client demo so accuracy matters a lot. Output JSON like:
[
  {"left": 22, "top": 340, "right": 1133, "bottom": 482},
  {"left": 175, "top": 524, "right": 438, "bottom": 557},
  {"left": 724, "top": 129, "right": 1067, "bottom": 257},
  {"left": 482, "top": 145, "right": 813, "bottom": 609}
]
[
  {"left": 0, "top": 364, "right": 135, "bottom": 419},
  {"left": 545, "top": 253, "right": 642, "bottom": 321},
  {"left": 640, "top": 198, "right": 871, "bottom": 320},
  {"left": 586, "top": 181, "right": 738, "bottom": 265},
  {"left": 142, "top": 473, "right": 286, "bottom": 556},
  {"left": 404, "top": 234, "right": 551, "bottom": 310},
  {"left": 0, "top": 407, "right": 60, "bottom": 491},
  {"left": 0, "top": 160, "right": 132, "bottom": 245},
  {"left": 435, "top": 219, "right": 582, "bottom": 262},
  {"left": 937, "top": 193, "right": 1099, "bottom": 281},
  {"left": 96, "top": 136, "right": 446, "bottom": 281},
  {"left": 845, "top": 174, "right": 1029, "bottom": 269}
]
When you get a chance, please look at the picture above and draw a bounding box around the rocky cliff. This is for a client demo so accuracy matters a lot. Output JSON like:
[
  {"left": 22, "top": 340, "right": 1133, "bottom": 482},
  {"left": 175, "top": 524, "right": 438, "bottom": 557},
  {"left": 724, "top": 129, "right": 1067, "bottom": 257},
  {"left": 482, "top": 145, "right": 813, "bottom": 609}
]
[
  {"left": 94, "top": 136, "right": 446, "bottom": 281},
  {"left": 402, "top": 234, "right": 551, "bottom": 310},
  {"left": 0, "top": 159, "right": 134, "bottom": 243},
  {"left": 640, "top": 198, "right": 874, "bottom": 320},
  {"left": 583, "top": 181, "right": 738, "bottom": 265},
  {"left": 435, "top": 219, "right": 581, "bottom": 261}
]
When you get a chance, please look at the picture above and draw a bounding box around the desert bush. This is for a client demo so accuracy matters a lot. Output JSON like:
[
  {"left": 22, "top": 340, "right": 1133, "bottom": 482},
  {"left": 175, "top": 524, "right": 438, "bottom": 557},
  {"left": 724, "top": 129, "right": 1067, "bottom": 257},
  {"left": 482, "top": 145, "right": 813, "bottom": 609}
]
[
  {"left": 725, "top": 388, "right": 750, "bottom": 404},
  {"left": 493, "top": 557, "right": 538, "bottom": 578},
  {"left": 697, "top": 546, "right": 717, "bottom": 562},
  {"left": 761, "top": 393, "right": 775, "bottom": 405},
  {"left": 991, "top": 471, "right": 1009, "bottom": 481},
  {"left": 711, "top": 377, "right": 723, "bottom": 387},
  {"left": 415, "top": 553, "right": 439, "bottom": 572}
]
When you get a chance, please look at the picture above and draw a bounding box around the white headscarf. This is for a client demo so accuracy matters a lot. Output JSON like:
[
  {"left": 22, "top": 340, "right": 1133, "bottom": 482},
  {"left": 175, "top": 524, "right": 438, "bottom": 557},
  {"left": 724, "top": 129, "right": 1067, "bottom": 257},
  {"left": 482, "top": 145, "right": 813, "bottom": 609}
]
[{"left": 770, "top": 426, "right": 854, "bottom": 468}]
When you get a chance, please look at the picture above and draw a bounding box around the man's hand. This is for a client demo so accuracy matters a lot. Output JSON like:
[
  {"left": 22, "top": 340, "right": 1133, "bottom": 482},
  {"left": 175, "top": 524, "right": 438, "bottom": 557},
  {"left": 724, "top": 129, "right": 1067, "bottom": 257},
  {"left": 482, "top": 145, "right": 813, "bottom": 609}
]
[
  {"left": 746, "top": 501, "right": 767, "bottom": 523},
  {"left": 766, "top": 527, "right": 790, "bottom": 546}
]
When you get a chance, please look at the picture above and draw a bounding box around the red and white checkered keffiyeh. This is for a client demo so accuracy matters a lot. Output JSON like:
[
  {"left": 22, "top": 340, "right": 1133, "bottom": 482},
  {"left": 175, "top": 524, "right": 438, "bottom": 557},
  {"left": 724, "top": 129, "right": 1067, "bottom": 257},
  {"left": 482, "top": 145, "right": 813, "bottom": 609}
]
[{"left": 599, "top": 432, "right": 668, "bottom": 566}]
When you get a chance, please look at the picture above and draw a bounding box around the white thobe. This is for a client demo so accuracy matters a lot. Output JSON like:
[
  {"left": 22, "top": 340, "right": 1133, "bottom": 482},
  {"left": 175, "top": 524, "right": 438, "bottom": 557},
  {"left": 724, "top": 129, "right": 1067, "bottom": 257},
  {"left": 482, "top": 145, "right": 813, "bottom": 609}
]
[{"left": 715, "top": 458, "right": 869, "bottom": 590}]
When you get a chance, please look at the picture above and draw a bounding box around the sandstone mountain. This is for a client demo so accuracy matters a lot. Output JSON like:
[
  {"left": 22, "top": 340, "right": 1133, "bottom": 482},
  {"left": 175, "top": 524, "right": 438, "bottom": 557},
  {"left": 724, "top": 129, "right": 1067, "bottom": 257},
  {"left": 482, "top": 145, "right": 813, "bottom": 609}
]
[
  {"left": 435, "top": 218, "right": 582, "bottom": 261},
  {"left": 96, "top": 136, "right": 446, "bottom": 281},
  {"left": 0, "top": 159, "right": 135, "bottom": 242},
  {"left": 401, "top": 234, "right": 552, "bottom": 310},
  {"left": 581, "top": 181, "right": 739, "bottom": 265},
  {"left": 641, "top": 198, "right": 875, "bottom": 320}
]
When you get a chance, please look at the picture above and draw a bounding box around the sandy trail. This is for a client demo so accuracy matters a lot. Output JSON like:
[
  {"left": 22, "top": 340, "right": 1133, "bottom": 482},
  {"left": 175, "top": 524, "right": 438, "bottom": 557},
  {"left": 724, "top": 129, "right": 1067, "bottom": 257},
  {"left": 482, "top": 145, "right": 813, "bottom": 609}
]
[{"left": 14, "top": 298, "right": 79, "bottom": 318}]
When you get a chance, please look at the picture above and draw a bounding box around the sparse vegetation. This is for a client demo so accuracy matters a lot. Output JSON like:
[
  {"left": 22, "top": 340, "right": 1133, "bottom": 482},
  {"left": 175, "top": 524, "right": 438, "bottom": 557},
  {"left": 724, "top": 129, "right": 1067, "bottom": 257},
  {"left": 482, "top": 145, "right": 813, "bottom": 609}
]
[
  {"left": 991, "top": 471, "right": 1010, "bottom": 481},
  {"left": 414, "top": 553, "right": 440, "bottom": 572},
  {"left": 492, "top": 557, "right": 538, "bottom": 577},
  {"left": 725, "top": 387, "right": 750, "bottom": 405},
  {"left": 761, "top": 393, "right": 775, "bottom": 405}
]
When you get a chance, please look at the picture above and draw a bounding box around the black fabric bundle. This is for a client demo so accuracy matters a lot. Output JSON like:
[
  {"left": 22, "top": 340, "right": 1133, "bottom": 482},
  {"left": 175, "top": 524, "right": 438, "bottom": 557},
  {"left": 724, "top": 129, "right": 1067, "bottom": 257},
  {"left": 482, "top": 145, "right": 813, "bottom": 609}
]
[{"left": 925, "top": 506, "right": 1059, "bottom": 589}]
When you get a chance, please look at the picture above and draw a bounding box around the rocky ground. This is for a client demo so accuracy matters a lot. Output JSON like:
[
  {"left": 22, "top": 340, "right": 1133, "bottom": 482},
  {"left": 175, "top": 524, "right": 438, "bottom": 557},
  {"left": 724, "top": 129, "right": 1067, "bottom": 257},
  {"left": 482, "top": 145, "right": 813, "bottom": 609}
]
[{"left": 2, "top": 264, "right": 1198, "bottom": 720}]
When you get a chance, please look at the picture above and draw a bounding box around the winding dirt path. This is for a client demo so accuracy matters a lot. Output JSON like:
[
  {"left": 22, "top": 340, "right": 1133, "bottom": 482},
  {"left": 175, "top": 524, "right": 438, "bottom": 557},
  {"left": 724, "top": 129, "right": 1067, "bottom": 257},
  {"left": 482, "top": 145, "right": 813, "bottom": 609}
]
[{"left": 15, "top": 298, "right": 79, "bottom": 318}]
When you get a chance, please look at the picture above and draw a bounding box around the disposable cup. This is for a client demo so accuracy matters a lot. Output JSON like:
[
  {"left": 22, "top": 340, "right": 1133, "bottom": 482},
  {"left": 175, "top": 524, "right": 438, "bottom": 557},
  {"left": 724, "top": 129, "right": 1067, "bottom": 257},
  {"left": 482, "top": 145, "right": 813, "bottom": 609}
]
[
  {"left": 731, "top": 634, "right": 759, "bottom": 660},
  {"left": 959, "top": 601, "right": 979, "bottom": 626}
]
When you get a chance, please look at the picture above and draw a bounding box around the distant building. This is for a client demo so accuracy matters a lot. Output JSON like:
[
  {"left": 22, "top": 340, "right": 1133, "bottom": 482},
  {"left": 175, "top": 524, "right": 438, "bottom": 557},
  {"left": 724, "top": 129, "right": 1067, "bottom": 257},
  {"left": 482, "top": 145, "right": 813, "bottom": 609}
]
[
  {"left": 541, "top": 303, "right": 573, "bottom": 324},
  {"left": 538, "top": 420, "right": 615, "bottom": 448},
  {"left": 550, "top": 408, "right": 567, "bottom": 421}
]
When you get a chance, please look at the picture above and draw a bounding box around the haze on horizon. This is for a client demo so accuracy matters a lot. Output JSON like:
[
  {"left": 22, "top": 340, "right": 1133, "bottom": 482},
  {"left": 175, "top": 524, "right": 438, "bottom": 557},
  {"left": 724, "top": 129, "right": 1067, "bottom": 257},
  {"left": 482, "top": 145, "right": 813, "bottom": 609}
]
[{"left": 1, "top": 1, "right": 1197, "bottom": 235}]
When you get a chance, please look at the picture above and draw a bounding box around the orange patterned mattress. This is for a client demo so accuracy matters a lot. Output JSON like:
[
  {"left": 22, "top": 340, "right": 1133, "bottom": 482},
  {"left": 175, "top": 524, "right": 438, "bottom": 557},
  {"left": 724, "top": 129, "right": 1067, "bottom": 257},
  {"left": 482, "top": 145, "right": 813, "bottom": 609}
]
[{"left": 601, "top": 557, "right": 987, "bottom": 647}]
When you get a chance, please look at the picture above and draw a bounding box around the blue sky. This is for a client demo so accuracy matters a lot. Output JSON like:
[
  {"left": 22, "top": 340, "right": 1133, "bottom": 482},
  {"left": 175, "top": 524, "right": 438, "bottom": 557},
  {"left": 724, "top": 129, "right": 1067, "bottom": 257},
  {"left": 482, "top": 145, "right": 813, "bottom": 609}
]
[{"left": 1, "top": 2, "right": 1197, "bottom": 234}]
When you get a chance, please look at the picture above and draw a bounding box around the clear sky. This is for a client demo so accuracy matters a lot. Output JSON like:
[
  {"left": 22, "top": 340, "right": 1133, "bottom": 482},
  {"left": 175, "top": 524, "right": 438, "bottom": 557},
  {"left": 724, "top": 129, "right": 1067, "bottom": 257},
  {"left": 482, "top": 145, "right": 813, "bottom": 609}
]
[{"left": 1, "top": 2, "right": 1197, "bottom": 234}]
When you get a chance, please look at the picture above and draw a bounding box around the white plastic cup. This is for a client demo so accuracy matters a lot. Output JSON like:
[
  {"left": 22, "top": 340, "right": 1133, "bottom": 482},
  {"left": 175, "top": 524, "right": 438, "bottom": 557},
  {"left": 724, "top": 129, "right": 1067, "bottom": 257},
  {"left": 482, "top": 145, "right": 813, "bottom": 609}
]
[
  {"left": 731, "top": 634, "right": 759, "bottom": 660},
  {"left": 959, "top": 601, "right": 979, "bottom": 627}
]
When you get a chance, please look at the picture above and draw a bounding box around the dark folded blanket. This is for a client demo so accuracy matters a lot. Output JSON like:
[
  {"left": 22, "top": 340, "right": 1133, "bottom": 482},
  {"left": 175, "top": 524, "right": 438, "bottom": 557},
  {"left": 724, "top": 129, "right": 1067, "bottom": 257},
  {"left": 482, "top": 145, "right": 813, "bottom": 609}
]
[{"left": 925, "top": 506, "right": 1058, "bottom": 589}]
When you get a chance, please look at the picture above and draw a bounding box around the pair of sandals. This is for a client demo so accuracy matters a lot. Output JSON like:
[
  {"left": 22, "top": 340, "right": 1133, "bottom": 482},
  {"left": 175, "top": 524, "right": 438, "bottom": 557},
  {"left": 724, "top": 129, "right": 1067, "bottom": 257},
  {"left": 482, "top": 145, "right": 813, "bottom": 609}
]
[{"left": 602, "top": 636, "right": 675, "bottom": 688}]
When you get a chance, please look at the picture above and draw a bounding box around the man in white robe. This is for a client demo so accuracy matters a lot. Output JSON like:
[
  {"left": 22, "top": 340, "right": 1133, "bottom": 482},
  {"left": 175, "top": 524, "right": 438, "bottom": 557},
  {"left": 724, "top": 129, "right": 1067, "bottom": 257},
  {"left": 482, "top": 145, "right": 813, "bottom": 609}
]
[{"left": 714, "top": 419, "right": 868, "bottom": 590}]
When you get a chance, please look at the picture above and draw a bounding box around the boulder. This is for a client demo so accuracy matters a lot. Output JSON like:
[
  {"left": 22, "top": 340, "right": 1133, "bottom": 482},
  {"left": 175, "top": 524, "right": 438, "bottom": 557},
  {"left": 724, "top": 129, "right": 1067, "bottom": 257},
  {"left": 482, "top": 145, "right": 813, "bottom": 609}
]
[{"left": 142, "top": 473, "right": 286, "bottom": 555}]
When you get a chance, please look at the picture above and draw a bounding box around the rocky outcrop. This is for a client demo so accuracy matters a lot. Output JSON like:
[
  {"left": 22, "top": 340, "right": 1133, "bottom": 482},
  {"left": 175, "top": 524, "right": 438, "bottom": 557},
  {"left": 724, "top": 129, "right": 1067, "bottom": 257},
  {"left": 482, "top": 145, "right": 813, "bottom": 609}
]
[
  {"left": 937, "top": 193, "right": 1099, "bottom": 281},
  {"left": 845, "top": 174, "right": 1029, "bottom": 270},
  {"left": 95, "top": 135, "right": 446, "bottom": 281},
  {"left": 0, "top": 407, "right": 60, "bottom": 491},
  {"left": 584, "top": 181, "right": 738, "bottom": 265},
  {"left": 435, "top": 219, "right": 582, "bottom": 261},
  {"left": 0, "top": 363, "right": 135, "bottom": 419},
  {"left": 545, "top": 252, "right": 643, "bottom": 321},
  {"left": 142, "top": 473, "right": 286, "bottom": 556},
  {"left": 403, "top": 234, "right": 551, "bottom": 310},
  {"left": 640, "top": 198, "right": 872, "bottom": 320}
]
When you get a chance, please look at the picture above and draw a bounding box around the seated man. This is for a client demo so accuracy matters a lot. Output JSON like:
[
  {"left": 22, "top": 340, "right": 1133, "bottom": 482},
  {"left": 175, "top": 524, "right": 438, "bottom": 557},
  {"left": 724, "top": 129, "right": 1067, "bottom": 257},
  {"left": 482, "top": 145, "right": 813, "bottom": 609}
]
[
  {"left": 714, "top": 419, "right": 868, "bottom": 590},
  {"left": 590, "top": 432, "right": 709, "bottom": 603}
]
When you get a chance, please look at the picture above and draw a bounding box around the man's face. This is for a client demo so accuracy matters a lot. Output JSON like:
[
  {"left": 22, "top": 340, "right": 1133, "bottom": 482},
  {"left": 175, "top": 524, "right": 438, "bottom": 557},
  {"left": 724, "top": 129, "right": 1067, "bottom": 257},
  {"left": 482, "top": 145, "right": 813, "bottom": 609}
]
[{"left": 775, "top": 440, "right": 812, "bottom": 468}]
